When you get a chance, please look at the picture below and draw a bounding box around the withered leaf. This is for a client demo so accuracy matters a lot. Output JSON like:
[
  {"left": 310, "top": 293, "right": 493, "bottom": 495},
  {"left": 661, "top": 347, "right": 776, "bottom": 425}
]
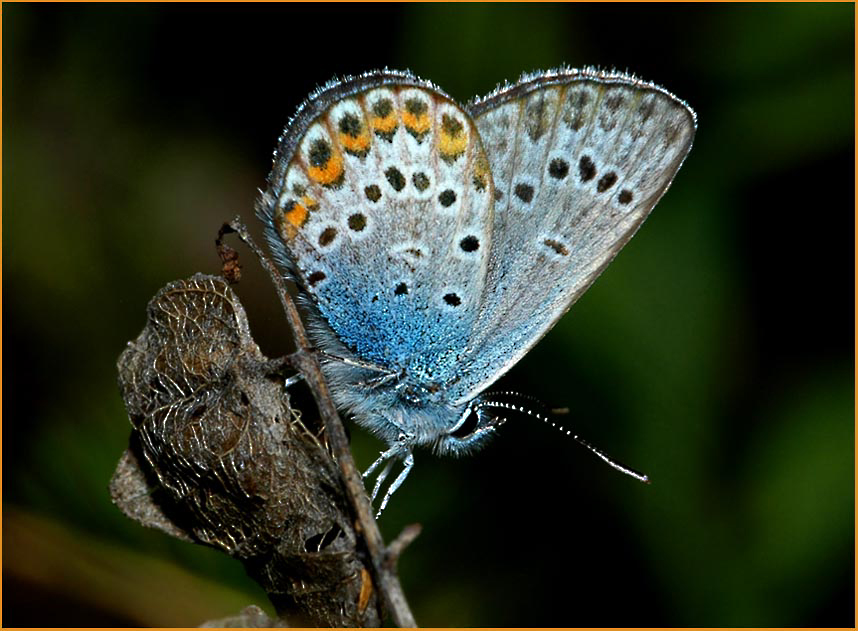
[{"left": 112, "top": 274, "right": 379, "bottom": 626}]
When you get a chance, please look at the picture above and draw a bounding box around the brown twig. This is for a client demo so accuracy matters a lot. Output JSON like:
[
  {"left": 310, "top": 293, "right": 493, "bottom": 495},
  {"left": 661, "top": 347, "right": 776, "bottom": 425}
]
[
  {"left": 218, "top": 217, "right": 418, "bottom": 628},
  {"left": 385, "top": 524, "right": 423, "bottom": 572}
]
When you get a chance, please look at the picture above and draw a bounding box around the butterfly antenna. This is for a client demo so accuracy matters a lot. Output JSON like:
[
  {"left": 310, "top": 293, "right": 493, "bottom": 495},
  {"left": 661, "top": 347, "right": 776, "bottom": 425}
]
[
  {"left": 478, "top": 393, "right": 650, "bottom": 484},
  {"left": 568, "top": 433, "right": 650, "bottom": 483}
]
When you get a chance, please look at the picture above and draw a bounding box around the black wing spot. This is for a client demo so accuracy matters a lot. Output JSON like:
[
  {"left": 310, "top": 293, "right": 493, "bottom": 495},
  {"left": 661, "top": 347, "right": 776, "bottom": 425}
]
[
  {"left": 394, "top": 282, "right": 408, "bottom": 295},
  {"left": 597, "top": 172, "right": 618, "bottom": 193},
  {"left": 543, "top": 238, "right": 569, "bottom": 256},
  {"left": 548, "top": 158, "right": 569, "bottom": 179},
  {"left": 365, "top": 184, "right": 382, "bottom": 202},
  {"left": 348, "top": 213, "right": 366, "bottom": 231},
  {"left": 308, "top": 138, "right": 332, "bottom": 168},
  {"left": 460, "top": 235, "right": 480, "bottom": 252},
  {"left": 338, "top": 113, "right": 362, "bottom": 137},
  {"left": 618, "top": 189, "right": 634, "bottom": 205},
  {"left": 405, "top": 97, "right": 428, "bottom": 116},
  {"left": 443, "top": 293, "right": 462, "bottom": 307},
  {"left": 318, "top": 227, "right": 337, "bottom": 247},
  {"left": 439, "top": 189, "right": 457, "bottom": 207},
  {"left": 514, "top": 183, "right": 534, "bottom": 203},
  {"left": 441, "top": 113, "right": 464, "bottom": 137},
  {"left": 307, "top": 271, "right": 326, "bottom": 286},
  {"left": 372, "top": 98, "right": 393, "bottom": 118},
  {"left": 412, "top": 172, "right": 430, "bottom": 192},
  {"left": 578, "top": 156, "right": 596, "bottom": 182},
  {"left": 385, "top": 167, "right": 406, "bottom": 191}
]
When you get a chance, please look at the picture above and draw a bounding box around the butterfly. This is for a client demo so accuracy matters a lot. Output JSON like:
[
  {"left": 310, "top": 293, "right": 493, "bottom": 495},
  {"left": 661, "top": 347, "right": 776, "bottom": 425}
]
[{"left": 257, "top": 67, "right": 696, "bottom": 514}]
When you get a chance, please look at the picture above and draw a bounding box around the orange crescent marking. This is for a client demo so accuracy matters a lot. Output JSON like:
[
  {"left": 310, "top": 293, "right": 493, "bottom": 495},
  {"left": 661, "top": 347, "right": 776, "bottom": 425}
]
[
  {"left": 439, "top": 129, "right": 467, "bottom": 160},
  {"left": 371, "top": 113, "right": 397, "bottom": 133},
  {"left": 276, "top": 201, "right": 308, "bottom": 239},
  {"left": 339, "top": 130, "right": 371, "bottom": 153},
  {"left": 301, "top": 195, "right": 319, "bottom": 211},
  {"left": 402, "top": 109, "right": 430, "bottom": 134},
  {"left": 472, "top": 153, "right": 491, "bottom": 189},
  {"left": 307, "top": 151, "right": 344, "bottom": 186}
]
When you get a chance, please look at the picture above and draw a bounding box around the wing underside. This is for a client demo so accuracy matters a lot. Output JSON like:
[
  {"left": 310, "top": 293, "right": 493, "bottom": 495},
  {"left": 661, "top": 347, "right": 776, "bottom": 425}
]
[
  {"left": 450, "top": 69, "right": 696, "bottom": 404},
  {"left": 259, "top": 75, "right": 497, "bottom": 382}
]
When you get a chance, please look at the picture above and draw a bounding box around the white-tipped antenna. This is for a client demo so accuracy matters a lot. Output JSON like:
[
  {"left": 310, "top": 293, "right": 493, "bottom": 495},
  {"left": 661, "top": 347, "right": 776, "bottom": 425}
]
[
  {"left": 566, "top": 434, "right": 650, "bottom": 484},
  {"left": 476, "top": 394, "right": 650, "bottom": 484}
]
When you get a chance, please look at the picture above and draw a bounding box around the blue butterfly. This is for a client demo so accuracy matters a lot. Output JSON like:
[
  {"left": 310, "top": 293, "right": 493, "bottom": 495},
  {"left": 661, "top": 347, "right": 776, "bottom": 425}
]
[{"left": 257, "top": 68, "right": 695, "bottom": 513}]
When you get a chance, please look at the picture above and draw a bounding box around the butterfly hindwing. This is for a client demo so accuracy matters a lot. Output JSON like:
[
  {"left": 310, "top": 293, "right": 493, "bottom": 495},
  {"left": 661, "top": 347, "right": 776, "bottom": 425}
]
[{"left": 259, "top": 72, "right": 496, "bottom": 379}]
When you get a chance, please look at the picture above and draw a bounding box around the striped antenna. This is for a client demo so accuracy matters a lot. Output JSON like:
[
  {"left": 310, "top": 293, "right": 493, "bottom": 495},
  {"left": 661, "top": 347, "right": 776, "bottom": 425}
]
[{"left": 476, "top": 393, "right": 650, "bottom": 484}]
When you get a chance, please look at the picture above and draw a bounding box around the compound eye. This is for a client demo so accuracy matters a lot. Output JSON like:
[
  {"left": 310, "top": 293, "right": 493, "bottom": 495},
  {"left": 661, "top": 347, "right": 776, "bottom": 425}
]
[{"left": 449, "top": 406, "right": 480, "bottom": 440}]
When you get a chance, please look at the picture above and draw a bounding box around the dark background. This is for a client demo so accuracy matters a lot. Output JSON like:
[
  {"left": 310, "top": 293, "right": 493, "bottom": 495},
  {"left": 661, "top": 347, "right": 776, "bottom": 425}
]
[{"left": 4, "top": 3, "right": 854, "bottom": 626}]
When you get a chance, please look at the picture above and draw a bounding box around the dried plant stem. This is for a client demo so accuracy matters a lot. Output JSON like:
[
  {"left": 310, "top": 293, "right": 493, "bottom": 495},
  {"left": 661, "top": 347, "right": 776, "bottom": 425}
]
[{"left": 218, "top": 217, "right": 417, "bottom": 628}]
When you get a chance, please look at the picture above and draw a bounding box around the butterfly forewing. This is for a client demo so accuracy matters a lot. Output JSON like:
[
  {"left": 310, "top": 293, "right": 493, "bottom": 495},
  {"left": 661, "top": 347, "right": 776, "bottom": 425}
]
[
  {"left": 451, "top": 70, "right": 696, "bottom": 403},
  {"left": 261, "top": 74, "right": 496, "bottom": 377}
]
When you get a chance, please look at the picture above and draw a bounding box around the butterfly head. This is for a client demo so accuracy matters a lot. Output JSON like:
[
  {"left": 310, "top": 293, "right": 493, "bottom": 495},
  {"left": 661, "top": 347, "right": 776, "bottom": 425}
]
[{"left": 432, "top": 398, "right": 507, "bottom": 457}]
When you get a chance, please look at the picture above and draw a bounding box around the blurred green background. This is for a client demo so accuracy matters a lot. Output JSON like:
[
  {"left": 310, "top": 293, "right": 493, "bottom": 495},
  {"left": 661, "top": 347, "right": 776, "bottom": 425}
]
[{"left": 4, "top": 4, "right": 854, "bottom": 627}]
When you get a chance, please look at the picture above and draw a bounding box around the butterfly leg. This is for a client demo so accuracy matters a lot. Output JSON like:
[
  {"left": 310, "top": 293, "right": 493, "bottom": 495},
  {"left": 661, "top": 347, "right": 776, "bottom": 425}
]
[
  {"left": 375, "top": 451, "right": 414, "bottom": 517},
  {"left": 369, "top": 459, "right": 395, "bottom": 502},
  {"left": 362, "top": 438, "right": 415, "bottom": 517},
  {"left": 363, "top": 442, "right": 405, "bottom": 507},
  {"left": 363, "top": 443, "right": 402, "bottom": 479}
]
